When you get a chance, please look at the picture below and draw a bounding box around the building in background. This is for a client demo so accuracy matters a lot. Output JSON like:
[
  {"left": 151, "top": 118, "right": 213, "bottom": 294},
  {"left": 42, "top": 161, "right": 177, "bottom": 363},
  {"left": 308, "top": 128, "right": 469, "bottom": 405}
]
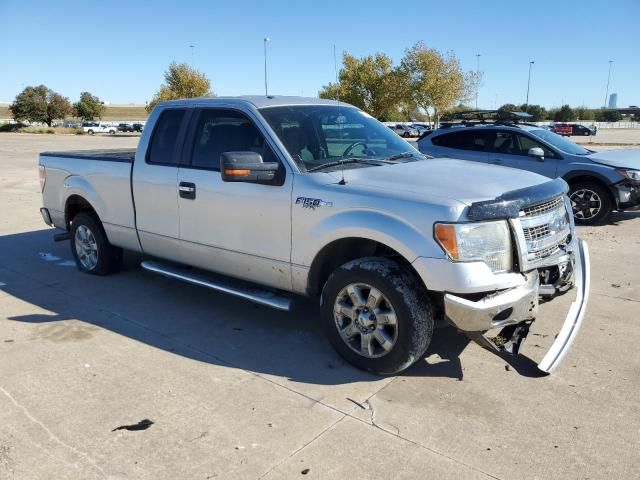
[{"left": 608, "top": 93, "right": 618, "bottom": 109}]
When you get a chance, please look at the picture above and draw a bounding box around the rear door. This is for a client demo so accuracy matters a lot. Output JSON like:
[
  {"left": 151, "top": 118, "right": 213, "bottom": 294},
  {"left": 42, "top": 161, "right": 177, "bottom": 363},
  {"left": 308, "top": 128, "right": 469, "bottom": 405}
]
[
  {"left": 486, "top": 130, "right": 559, "bottom": 178},
  {"left": 176, "top": 107, "right": 293, "bottom": 290},
  {"left": 428, "top": 129, "right": 490, "bottom": 162},
  {"left": 132, "top": 108, "right": 190, "bottom": 258}
]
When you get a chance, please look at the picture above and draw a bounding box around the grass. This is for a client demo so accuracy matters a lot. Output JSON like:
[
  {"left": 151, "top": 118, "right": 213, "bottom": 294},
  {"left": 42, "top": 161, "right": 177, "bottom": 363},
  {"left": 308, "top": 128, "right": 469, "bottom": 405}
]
[
  {"left": 0, "top": 123, "right": 83, "bottom": 134},
  {"left": 0, "top": 104, "right": 148, "bottom": 122}
]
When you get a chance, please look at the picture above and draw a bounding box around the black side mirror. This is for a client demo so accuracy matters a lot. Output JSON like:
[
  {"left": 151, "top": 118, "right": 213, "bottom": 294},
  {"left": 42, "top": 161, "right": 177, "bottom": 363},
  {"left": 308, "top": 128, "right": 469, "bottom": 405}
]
[{"left": 220, "top": 151, "right": 279, "bottom": 184}]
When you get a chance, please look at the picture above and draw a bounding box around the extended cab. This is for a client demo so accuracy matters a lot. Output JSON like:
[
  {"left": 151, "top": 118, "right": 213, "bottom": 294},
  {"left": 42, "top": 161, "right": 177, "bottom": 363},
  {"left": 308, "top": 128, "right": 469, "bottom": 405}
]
[{"left": 39, "top": 96, "right": 590, "bottom": 375}]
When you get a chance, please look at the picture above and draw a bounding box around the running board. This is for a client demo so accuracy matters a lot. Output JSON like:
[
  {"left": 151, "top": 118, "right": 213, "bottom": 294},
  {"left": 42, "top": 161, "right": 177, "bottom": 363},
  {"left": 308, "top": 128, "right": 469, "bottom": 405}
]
[{"left": 140, "top": 260, "right": 292, "bottom": 311}]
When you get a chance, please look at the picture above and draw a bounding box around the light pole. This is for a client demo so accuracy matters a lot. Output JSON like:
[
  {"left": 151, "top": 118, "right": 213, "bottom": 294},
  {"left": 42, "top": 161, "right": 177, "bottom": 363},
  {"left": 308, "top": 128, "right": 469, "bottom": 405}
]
[
  {"left": 603, "top": 60, "right": 613, "bottom": 108},
  {"left": 189, "top": 44, "right": 195, "bottom": 66},
  {"left": 525, "top": 60, "right": 534, "bottom": 106},
  {"left": 263, "top": 37, "right": 270, "bottom": 96},
  {"left": 475, "top": 54, "right": 481, "bottom": 109}
]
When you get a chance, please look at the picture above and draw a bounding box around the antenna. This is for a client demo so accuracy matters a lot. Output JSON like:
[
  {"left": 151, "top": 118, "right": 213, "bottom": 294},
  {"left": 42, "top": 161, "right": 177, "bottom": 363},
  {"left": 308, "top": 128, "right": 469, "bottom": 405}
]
[{"left": 334, "top": 44, "right": 346, "bottom": 185}]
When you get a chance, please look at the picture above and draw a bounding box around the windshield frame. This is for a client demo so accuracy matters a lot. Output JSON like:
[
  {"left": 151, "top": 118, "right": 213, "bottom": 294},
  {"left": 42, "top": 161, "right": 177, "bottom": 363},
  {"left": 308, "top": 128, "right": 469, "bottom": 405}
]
[
  {"left": 258, "top": 104, "right": 424, "bottom": 173},
  {"left": 528, "top": 128, "right": 591, "bottom": 156}
]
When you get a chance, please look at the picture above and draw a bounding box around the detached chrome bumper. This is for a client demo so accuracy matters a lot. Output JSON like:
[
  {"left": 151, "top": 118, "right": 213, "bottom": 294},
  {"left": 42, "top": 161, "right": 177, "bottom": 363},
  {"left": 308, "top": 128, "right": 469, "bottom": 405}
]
[{"left": 444, "top": 239, "right": 590, "bottom": 374}]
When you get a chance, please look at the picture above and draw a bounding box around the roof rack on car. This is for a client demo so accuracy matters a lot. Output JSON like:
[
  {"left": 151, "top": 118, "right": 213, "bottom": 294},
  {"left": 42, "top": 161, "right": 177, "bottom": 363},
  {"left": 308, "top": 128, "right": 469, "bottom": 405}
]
[{"left": 439, "top": 110, "right": 535, "bottom": 128}]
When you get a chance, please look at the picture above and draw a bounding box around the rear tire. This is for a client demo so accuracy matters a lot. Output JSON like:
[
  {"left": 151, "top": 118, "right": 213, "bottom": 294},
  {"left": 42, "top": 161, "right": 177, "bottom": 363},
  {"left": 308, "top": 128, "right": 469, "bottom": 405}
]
[
  {"left": 321, "top": 257, "right": 433, "bottom": 375},
  {"left": 87, "top": 129, "right": 94, "bottom": 135},
  {"left": 70, "top": 212, "right": 122, "bottom": 275},
  {"left": 569, "top": 181, "right": 612, "bottom": 225}
]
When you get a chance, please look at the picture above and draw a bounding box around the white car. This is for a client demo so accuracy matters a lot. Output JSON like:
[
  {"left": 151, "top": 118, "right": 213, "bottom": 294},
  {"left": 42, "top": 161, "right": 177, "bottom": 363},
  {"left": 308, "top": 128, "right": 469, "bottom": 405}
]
[{"left": 82, "top": 122, "right": 116, "bottom": 135}]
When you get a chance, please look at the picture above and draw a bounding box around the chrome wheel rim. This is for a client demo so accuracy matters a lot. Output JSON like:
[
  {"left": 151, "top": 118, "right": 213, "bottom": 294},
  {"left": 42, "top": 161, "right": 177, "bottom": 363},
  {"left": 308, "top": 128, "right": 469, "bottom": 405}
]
[
  {"left": 74, "top": 225, "right": 98, "bottom": 270},
  {"left": 570, "top": 189, "right": 602, "bottom": 220},
  {"left": 333, "top": 283, "right": 398, "bottom": 358}
]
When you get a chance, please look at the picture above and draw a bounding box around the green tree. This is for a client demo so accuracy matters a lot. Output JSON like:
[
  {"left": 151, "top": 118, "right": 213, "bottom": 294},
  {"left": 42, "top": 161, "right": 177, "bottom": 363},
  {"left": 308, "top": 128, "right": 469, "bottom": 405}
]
[
  {"left": 399, "top": 42, "right": 470, "bottom": 125},
  {"left": 497, "top": 103, "right": 519, "bottom": 114},
  {"left": 518, "top": 104, "right": 547, "bottom": 122},
  {"left": 553, "top": 105, "right": 576, "bottom": 122},
  {"left": 73, "top": 91, "right": 105, "bottom": 120},
  {"left": 574, "top": 106, "right": 595, "bottom": 121},
  {"left": 147, "top": 62, "right": 213, "bottom": 113},
  {"left": 595, "top": 109, "right": 622, "bottom": 122},
  {"left": 10, "top": 85, "right": 72, "bottom": 126},
  {"left": 319, "top": 52, "right": 406, "bottom": 120}
]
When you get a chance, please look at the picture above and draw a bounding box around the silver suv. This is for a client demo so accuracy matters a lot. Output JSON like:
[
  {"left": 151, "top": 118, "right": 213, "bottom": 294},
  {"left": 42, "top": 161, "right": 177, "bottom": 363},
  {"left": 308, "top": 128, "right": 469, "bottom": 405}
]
[{"left": 418, "top": 121, "right": 640, "bottom": 225}]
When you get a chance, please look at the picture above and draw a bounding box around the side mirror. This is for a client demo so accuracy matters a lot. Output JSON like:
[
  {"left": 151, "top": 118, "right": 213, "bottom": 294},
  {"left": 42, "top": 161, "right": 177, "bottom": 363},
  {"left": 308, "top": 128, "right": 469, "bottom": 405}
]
[
  {"left": 528, "top": 147, "right": 545, "bottom": 161},
  {"left": 220, "top": 151, "right": 279, "bottom": 184}
]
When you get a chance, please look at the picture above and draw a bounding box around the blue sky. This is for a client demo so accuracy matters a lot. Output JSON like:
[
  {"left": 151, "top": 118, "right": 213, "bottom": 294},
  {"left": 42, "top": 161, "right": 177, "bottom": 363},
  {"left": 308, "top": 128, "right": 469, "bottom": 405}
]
[{"left": 1, "top": 0, "right": 638, "bottom": 108}]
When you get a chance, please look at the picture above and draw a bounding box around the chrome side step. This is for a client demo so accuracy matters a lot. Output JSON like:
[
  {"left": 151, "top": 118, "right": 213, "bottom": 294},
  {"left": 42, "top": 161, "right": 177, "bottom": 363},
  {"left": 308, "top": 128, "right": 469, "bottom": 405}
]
[{"left": 140, "top": 260, "right": 292, "bottom": 311}]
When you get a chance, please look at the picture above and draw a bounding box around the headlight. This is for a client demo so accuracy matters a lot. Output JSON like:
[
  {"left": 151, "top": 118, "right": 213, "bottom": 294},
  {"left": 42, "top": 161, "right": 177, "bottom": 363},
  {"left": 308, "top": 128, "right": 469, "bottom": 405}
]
[
  {"left": 616, "top": 168, "right": 640, "bottom": 182},
  {"left": 434, "top": 221, "right": 513, "bottom": 273}
]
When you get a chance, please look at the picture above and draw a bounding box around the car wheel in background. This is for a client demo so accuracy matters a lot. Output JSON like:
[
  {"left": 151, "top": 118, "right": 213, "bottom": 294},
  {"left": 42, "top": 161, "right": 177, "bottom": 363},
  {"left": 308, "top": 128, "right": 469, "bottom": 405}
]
[
  {"left": 569, "top": 181, "right": 612, "bottom": 225},
  {"left": 109, "top": 130, "right": 115, "bottom": 135},
  {"left": 70, "top": 212, "right": 122, "bottom": 275},
  {"left": 321, "top": 257, "right": 433, "bottom": 375},
  {"left": 403, "top": 132, "right": 410, "bottom": 138},
  {"left": 87, "top": 129, "right": 94, "bottom": 135}
]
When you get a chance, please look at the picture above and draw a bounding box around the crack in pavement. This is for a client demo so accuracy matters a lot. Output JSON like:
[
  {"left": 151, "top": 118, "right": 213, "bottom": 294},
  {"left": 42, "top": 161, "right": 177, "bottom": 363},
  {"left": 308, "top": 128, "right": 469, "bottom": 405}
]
[{"left": 0, "top": 386, "right": 108, "bottom": 479}]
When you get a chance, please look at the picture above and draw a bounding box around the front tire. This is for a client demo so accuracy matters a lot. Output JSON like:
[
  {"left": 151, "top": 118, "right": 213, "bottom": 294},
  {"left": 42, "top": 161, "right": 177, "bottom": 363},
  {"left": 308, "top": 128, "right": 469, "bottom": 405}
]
[
  {"left": 87, "top": 129, "right": 94, "bottom": 135},
  {"left": 321, "top": 257, "right": 433, "bottom": 375},
  {"left": 569, "top": 181, "right": 612, "bottom": 225},
  {"left": 70, "top": 212, "right": 122, "bottom": 275}
]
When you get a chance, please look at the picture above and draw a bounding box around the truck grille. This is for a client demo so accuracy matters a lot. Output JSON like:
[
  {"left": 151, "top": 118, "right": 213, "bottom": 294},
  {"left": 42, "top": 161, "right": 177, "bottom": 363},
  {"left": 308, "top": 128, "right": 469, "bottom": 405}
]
[{"left": 517, "top": 196, "right": 572, "bottom": 266}]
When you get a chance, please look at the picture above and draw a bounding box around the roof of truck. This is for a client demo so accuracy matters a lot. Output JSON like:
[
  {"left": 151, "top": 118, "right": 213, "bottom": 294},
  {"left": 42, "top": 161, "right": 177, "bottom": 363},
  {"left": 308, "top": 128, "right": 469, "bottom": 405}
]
[{"left": 158, "top": 95, "right": 351, "bottom": 109}]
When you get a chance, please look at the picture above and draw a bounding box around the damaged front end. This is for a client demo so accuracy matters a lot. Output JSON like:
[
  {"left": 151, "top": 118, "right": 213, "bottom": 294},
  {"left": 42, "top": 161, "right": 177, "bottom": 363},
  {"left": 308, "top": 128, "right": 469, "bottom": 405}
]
[{"left": 443, "top": 179, "right": 591, "bottom": 374}]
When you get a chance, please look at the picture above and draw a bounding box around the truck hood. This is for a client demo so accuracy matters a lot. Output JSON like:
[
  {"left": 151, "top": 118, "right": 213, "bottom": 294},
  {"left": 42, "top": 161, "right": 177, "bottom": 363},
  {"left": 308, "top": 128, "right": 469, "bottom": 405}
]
[
  {"left": 587, "top": 148, "right": 640, "bottom": 169},
  {"left": 335, "top": 158, "right": 550, "bottom": 205}
]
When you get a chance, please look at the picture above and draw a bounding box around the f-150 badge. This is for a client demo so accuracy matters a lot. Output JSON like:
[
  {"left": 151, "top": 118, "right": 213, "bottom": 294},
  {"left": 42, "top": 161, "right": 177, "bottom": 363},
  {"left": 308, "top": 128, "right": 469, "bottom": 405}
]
[{"left": 296, "top": 197, "right": 333, "bottom": 209}]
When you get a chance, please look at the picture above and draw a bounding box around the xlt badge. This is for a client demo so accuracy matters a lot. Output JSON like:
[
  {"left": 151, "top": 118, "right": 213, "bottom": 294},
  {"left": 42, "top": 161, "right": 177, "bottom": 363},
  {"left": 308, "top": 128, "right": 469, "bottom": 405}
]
[{"left": 296, "top": 197, "right": 333, "bottom": 209}]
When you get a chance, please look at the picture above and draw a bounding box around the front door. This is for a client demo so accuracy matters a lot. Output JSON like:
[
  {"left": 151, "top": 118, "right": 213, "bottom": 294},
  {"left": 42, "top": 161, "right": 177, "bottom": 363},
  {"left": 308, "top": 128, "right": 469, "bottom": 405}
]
[
  {"left": 177, "top": 108, "right": 293, "bottom": 291},
  {"left": 486, "top": 130, "right": 559, "bottom": 178}
]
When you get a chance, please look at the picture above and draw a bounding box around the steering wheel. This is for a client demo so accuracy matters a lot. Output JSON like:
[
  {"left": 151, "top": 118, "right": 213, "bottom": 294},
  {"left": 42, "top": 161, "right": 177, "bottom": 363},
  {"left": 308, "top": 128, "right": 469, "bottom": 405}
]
[{"left": 342, "top": 141, "right": 368, "bottom": 157}]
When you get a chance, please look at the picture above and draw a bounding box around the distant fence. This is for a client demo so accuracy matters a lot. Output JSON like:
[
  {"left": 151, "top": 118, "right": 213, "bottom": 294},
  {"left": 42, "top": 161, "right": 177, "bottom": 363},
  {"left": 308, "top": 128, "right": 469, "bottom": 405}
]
[
  {"left": 384, "top": 120, "right": 640, "bottom": 129},
  {"left": 0, "top": 118, "right": 147, "bottom": 127}
]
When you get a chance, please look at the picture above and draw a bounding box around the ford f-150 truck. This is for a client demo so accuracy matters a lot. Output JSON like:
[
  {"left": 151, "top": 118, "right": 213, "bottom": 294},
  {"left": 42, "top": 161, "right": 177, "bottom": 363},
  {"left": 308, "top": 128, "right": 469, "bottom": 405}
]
[{"left": 38, "top": 96, "right": 590, "bottom": 375}]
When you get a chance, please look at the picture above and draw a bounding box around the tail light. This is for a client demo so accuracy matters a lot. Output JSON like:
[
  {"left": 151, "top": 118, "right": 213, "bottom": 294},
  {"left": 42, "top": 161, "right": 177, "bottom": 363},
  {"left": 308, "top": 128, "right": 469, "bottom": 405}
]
[{"left": 39, "top": 165, "right": 46, "bottom": 192}]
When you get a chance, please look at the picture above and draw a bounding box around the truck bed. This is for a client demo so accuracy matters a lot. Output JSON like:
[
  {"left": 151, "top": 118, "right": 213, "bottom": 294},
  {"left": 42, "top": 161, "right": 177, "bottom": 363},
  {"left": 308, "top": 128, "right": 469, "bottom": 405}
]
[{"left": 40, "top": 148, "right": 136, "bottom": 163}]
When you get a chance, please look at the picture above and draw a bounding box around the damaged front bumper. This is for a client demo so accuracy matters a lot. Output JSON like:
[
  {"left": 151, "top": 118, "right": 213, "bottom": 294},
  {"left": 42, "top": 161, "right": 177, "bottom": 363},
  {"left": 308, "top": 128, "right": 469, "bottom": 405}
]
[{"left": 443, "top": 239, "right": 590, "bottom": 374}]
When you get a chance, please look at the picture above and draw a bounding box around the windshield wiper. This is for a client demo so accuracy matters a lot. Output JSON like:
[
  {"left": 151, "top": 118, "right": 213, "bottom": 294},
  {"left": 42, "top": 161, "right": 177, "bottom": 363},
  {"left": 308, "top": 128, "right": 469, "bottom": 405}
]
[
  {"left": 306, "top": 158, "right": 392, "bottom": 173},
  {"left": 383, "top": 151, "right": 423, "bottom": 162}
]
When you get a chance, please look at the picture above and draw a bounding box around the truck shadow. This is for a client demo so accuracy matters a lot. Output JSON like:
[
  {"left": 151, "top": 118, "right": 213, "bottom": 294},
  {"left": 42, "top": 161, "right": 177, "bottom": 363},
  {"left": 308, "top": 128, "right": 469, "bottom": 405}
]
[{"left": 1, "top": 229, "right": 543, "bottom": 385}]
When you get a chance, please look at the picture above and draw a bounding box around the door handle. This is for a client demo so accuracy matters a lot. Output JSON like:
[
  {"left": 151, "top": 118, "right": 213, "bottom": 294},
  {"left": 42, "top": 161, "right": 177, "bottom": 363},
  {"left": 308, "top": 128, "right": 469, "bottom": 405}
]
[{"left": 178, "top": 182, "right": 196, "bottom": 199}]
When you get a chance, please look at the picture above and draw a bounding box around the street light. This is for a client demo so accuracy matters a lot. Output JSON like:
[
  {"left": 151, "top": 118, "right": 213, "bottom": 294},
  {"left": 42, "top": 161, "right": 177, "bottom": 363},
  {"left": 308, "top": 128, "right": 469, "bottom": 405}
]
[
  {"left": 188, "top": 44, "right": 195, "bottom": 66},
  {"left": 525, "top": 60, "right": 535, "bottom": 106},
  {"left": 475, "top": 54, "right": 481, "bottom": 109},
  {"left": 603, "top": 60, "right": 613, "bottom": 108},
  {"left": 263, "top": 37, "right": 270, "bottom": 97}
]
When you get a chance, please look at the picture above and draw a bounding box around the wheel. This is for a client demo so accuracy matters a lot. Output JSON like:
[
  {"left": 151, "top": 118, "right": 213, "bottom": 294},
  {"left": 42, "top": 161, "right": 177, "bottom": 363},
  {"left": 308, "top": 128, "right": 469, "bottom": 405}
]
[
  {"left": 70, "top": 212, "right": 122, "bottom": 275},
  {"left": 584, "top": 131, "right": 589, "bottom": 136},
  {"left": 403, "top": 132, "right": 410, "bottom": 138},
  {"left": 568, "top": 181, "right": 612, "bottom": 225},
  {"left": 87, "top": 129, "right": 94, "bottom": 135},
  {"left": 109, "top": 130, "right": 115, "bottom": 135},
  {"left": 321, "top": 257, "right": 433, "bottom": 375}
]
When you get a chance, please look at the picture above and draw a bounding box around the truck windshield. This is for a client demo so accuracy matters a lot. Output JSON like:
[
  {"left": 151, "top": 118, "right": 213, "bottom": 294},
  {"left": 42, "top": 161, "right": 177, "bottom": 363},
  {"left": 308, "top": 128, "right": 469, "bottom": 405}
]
[
  {"left": 259, "top": 105, "right": 423, "bottom": 171},
  {"left": 530, "top": 129, "right": 590, "bottom": 155}
]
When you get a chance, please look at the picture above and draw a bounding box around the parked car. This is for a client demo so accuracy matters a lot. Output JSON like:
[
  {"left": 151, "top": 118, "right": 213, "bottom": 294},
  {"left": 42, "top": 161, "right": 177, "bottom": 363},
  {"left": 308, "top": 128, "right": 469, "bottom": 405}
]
[
  {"left": 82, "top": 122, "right": 116, "bottom": 135},
  {"left": 38, "top": 96, "right": 589, "bottom": 375},
  {"left": 571, "top": 124, "right": 595, "bottom": 136},
  {"left": 117, "top": 123, "right": 134, "bottom": 133},
  {"left": 412, "top": 123, "right": 431, "bottom": 135},
  {"left": 132, "top": 123, "right": 144, "bottom": 132},
  {"left": 392, "top": 124, "right": 419, "bottom": 138},
  {"left": 417, "top": 122, "right": 640, "bottom": 224},
  {"left": 552, "top": 124, "right": 573, "bottom": 136}
]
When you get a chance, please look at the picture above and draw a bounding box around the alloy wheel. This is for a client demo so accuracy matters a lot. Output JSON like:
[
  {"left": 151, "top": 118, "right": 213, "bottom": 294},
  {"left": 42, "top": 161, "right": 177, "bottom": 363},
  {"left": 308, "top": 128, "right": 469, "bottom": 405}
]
[
  {"left": 570, "top": 188, "right": 602, "bottom": 220},
  {"left": 74, "top": 225, "right": 99, "bottom": 270}
]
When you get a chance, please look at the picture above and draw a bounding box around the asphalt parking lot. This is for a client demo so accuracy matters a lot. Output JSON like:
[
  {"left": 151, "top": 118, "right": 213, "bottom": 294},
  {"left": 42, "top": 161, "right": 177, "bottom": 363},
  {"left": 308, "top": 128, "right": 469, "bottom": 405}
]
[{"left": 1, "top": 133, "right": 639, "bottom": 479}]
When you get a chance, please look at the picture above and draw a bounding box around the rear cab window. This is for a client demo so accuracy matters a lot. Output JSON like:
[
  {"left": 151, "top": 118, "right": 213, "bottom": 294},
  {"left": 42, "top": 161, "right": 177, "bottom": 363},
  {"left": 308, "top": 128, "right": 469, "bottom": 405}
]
[{"left": 147, "top": 109, "right": 188, "bottom": 165}]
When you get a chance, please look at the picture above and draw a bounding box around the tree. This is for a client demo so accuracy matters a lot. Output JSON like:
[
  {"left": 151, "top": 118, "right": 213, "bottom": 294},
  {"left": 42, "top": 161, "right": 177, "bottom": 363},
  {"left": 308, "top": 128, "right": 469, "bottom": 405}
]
[
  {"left": 399, "top": 42, "right": 470, "bottom": 125},
  {"left": 553, "top": 105, "right": 576, "bottom": 122},
  {"left": 319, "top": 52, "right": 406, "bottom": 120},
  {"left": 595, "top": 109, "right": 622, "bottom": 122},
  {"left": 574, "top": 106, "right": 595, "bottom": 121},
  {"left": 147, "top": 62, "right": 213, "bottom": 113},
  {"left": 518, "top": 104, "right": 547, "bottom": 122},
  {"left": 10, "top": 85, "right": 72, "bottom": 126},
  {"left": 74, "top": 92, "right": 105, "bottom": 120},
  {"left": 497, "top": 103, "right": 519, "bottom": 114}
]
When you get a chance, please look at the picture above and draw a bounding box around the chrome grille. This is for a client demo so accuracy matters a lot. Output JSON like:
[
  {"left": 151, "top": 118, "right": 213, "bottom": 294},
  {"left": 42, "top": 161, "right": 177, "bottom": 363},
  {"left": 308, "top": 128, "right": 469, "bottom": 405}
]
[
  {"left": 521, "top": 197, "right": 564, "bottom": 217},
  {"left": 516, "top": 196, "right": 572, "bottom": 267}
]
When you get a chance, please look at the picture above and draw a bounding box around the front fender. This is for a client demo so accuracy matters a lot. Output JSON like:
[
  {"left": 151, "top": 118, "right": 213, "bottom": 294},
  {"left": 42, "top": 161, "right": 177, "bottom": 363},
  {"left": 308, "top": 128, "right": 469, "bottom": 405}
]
[{"left": 297, "top": 208, "right": 444, "bottom": 268}]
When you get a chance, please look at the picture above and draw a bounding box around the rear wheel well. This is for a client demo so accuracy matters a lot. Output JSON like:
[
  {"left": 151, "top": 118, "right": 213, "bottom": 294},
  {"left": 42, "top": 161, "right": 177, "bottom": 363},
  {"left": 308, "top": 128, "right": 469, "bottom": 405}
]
[
  {"left": 65, "top": 195, "right": 98, "bottom": 229},
  {"left": 307, "top": 238, "right": 421, "bottom": 297}
]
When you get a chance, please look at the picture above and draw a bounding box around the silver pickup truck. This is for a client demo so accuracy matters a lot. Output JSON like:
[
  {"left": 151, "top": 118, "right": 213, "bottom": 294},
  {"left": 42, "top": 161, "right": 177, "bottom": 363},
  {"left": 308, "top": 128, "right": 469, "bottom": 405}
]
[{"left": 39, "top": 96, "right": 590, "bottom": 375}]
